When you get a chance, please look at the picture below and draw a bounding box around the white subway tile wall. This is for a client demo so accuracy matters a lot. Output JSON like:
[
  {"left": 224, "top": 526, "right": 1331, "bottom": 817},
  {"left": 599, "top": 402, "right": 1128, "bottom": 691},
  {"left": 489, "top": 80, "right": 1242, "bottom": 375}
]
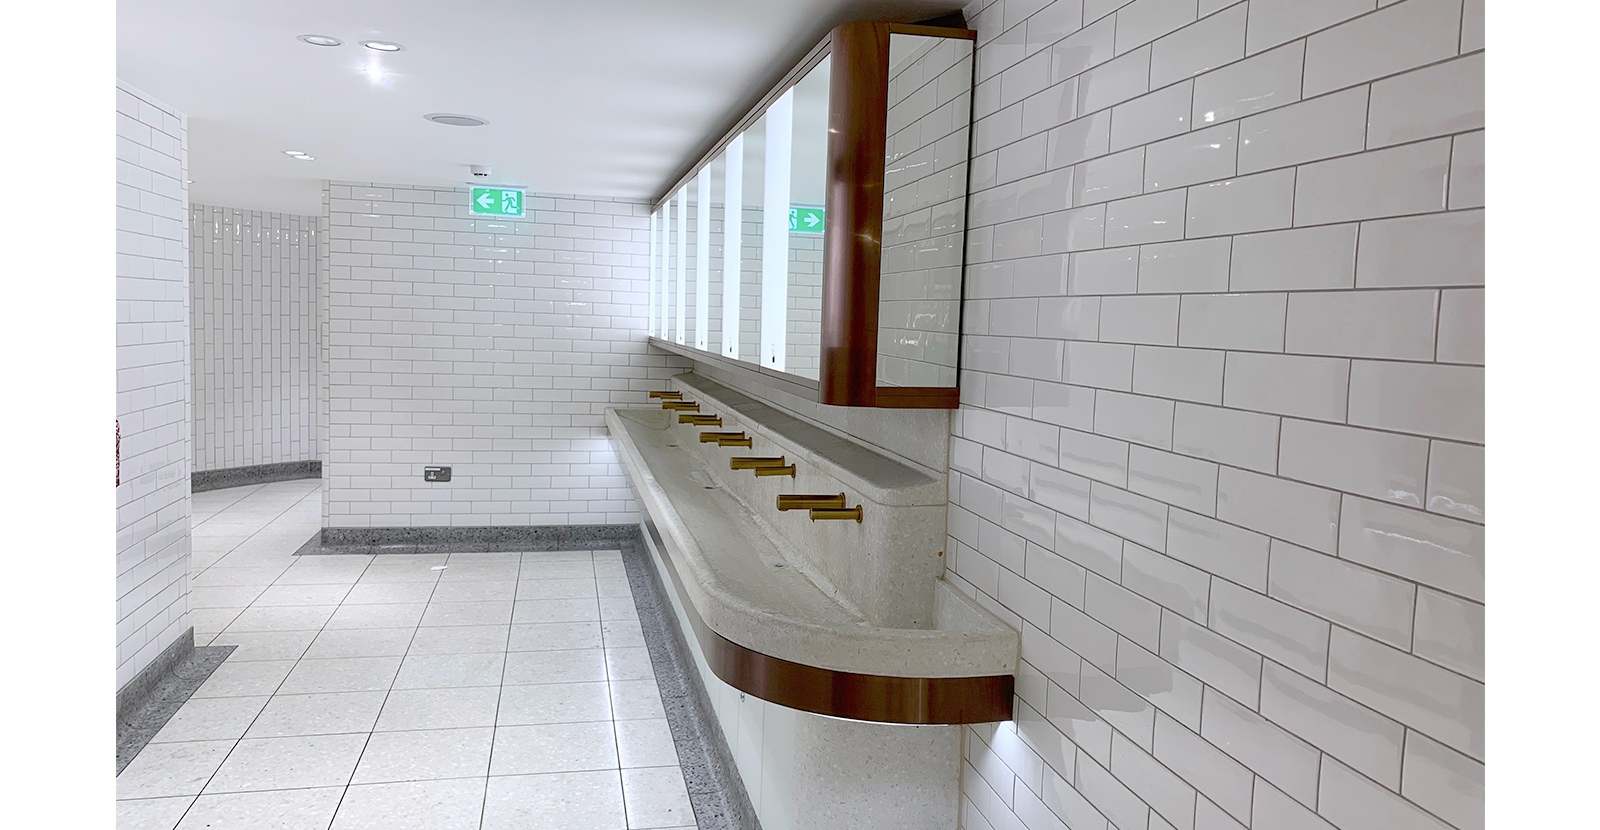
[
  {"left": 190, "top": 204, "right": 320, "bottom": 472},
  {"left": 954, "top": 1, "right": 1483, "bottom": 829},
  {"left": 116, "top": 80, "right": 192, "bottom": 690},
  {"left": 322, "top": 182, "right": 688, "bottom": 528}
]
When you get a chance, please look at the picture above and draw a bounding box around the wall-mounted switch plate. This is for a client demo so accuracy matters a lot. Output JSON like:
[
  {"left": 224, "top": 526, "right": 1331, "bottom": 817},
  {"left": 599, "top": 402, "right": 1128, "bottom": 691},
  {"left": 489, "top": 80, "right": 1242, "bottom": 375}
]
[{"left": 424, "top": 466, "right": 452, "bottom": 482}]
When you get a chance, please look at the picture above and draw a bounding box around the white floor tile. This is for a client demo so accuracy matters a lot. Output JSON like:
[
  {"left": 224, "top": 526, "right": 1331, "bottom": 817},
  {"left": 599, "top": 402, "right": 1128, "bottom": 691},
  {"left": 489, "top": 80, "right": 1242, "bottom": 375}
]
[
  {"left": 512, "top": 598, "right": 601, "bottom": 625},
  {"left": 482, "top": 770, "right": 627, "bottom": 830},
  {"left": 324, "top": 602, "right": 428, "bottom": 630},
  {"left": 489, "top": 721, "right": 618, "bottom": 776},
  {"left": 150, "top": 695, "right": 271, "bottom": 743},
  {"left": 597, "top": 577, "right": 634, "bottom": 598},
  {"left": 601, "top": 620, "right": 647, "bottom": 649},
  {"left": 508, "top": 621, "right": 604, "bottom": 652},
  {"left": 516, "top": 578, "right": 599, "bottom": 601},
  {"left": 420, "top": 600, "right": 515, "bottom": 627},
  {"left": 304, "top": 627, "right": 416, "bottom": 660},
  {"left": 117, "top": 740, "right": 234, "bottom": 799},
  {"left": 244, "top": 691, "right": 388, "bottom": 738},
  {"left": 393, "top": 653, "right": 506, "bottom": 689},
  {"left": 116, "top": 795, "right": 194, "bottom": 830},
  {"left": 204, "top": 733, "right": 368, "bottom": 793},
  {"left": 277, "top": 656, "right": 402, "bottom": 695},
  {"left": 407, "top": 624, "right": 510, "bottom": 655},
  {"left": 606, "top": 648, "right": 656, "bottom": 682},
  {"left": 609, "top": 680, "right": 667, "bottom": 720},
  {"left": 223, "top": 605, "right": 337, "bottom": 633},
  {"left": 350, "top": 727, "right": 494, "bottom": 784},
  {"left": 437, "top": 563, "right": 521, "bottom": 583},
  {"left": 250, "top": 583, "right": 353, "bottom": 606},
  {"left": 622, "top": 766, "right": 696, "bottom": 829},
  {"left": 518, "top": 561, "right": 597, "bottom": 580},
  {"left": 600, "top": 596, "right": 641, "bottom": 621},
  {"left": 374, "top": 687, "right": 502, "bottom": 732},
  {"left": 174, "top": 787, "right": 344, "bottom": 829},
  {"left": 341, "top": 582, "right": 438, "bottom": 605},
  {"left": 428, "top": 580, "right": 518, "bottom": 603},
  {"left": 504, "top": 648, "right": 609, "bottom": 686},
  {"left": 189, "top": 586, "right": 268, "bottom": 609},
  {"left": 497, "top": 681, "right": 613, "bottom": 726},
  {"left": 330, "top": 778, "right": 487, "bottom": 830},
  {"left": 206, "top": 630, "right": 316, "bottom": 662},
  {"left": 615, "top": 719, "right": 681, "bottom": 769},
  {"left": 191, "top": 660, "right": 295, "bottom": 699}
]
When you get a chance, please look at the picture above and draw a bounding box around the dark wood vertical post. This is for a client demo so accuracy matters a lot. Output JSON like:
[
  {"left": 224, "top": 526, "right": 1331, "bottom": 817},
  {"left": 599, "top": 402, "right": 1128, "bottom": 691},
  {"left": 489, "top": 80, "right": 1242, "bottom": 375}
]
[{"left": 819, "top": 22, "right": 890, "bottom": 407}]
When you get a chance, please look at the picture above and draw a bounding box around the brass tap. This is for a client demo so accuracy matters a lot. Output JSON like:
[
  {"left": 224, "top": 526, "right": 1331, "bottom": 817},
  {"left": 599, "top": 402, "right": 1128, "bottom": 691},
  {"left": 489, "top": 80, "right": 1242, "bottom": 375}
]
[
  {"left": 662, "top": 401, "right": 700, "bottom": 411},
  {"left": 699, "top": 431, "right": 744, "bottom": 443},
  {"left": 716, "top": 435, "right": 752, "bottom": 448},
  {"left": 679, "top": 414, "right": 722, "bottom": 426},
  {"left": 648, "top": 390, "right": 683, "bottom": 400},
  {"left": 777, "top": 493, "right": 845, "bottom": 511},
  {"left": 730, "top": 456, "right": 786, "bottom": 469},
  {"left": 809, "top": 506, "right": 864, "bottom": 523},
  {"left": 753, "top": 465, "right": 796, "bottom": 477}
]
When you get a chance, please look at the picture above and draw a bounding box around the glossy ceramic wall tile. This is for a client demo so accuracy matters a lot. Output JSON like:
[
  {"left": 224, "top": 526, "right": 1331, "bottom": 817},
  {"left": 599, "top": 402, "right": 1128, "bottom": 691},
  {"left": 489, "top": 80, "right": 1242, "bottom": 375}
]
[
  {"left": 116, "top": 80, "right": 192, "bottom": 690},
  {"left": 321, "top": 182, "right": 689, "bottom": 527},
  {"left": 190, "top": 205, "right": 319, "bottom": 472},
  {"left": 954, "top": 1, "right": 1483, "bottom": 828}
]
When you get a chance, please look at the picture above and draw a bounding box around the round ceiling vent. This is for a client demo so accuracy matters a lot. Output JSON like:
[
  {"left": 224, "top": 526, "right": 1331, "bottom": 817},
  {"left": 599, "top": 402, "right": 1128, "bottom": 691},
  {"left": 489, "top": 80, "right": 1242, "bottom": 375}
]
[{"left": 424, "top": 113, "right": 489, "bottom": 127}]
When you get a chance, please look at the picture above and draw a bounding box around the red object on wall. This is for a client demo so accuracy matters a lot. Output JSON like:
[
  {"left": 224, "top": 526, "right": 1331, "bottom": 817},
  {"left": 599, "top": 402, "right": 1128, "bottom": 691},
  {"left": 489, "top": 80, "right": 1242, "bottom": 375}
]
[{"left": 116, "top": 420, "right": 120, "bottom": 487}]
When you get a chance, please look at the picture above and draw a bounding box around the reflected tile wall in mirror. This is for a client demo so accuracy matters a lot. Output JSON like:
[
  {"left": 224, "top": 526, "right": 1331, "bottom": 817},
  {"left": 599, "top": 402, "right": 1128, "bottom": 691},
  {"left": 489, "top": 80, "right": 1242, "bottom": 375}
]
[{"left": 878, "top": 34, "right": 972, "bottom": 389}]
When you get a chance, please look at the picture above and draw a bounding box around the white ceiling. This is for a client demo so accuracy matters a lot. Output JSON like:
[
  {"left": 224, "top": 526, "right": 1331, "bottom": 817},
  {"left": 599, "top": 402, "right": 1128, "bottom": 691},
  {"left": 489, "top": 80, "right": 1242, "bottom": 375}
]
[{"left": 117, "top": 0, "right": 966, "bottom": 216}]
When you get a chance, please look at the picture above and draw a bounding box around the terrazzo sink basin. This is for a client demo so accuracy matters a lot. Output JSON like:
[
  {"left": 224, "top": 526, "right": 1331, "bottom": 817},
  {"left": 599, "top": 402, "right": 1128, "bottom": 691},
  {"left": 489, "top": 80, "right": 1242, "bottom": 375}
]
[{"left": 606, "top": 405, "right": 1017, "bottom": 684}]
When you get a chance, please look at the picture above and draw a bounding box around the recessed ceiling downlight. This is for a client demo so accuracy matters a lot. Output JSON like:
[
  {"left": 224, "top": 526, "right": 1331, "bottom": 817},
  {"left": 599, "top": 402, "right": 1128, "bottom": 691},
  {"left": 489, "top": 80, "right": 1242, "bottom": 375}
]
[
  {"left": 424, "top": 113, "right": 489, "bottom": 127},
  {"left": 362, "top": 41, "right": 405, "bottom": 52},
  {"left": 297, "top": 34, "right": 343, "bottom": 47},
  {"left": 283, "top": 150, "right": 309, "bottom": 157}
]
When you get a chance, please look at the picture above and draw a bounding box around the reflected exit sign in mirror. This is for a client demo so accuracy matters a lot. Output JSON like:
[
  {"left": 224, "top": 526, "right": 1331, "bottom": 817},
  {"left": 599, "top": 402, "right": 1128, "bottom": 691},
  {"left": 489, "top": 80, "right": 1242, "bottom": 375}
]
[
  {"left": 789, "top": 206, "right": 824, "bottom": 234},
  {"left": 470, "top": 186, "right": 525, "bottom": 217}
]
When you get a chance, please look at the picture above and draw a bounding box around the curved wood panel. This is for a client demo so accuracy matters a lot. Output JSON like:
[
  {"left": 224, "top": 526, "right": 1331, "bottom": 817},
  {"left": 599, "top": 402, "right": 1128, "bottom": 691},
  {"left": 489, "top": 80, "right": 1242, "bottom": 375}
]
[{"left": 643, "top": 518, "right": 1015, "bottom": 725}]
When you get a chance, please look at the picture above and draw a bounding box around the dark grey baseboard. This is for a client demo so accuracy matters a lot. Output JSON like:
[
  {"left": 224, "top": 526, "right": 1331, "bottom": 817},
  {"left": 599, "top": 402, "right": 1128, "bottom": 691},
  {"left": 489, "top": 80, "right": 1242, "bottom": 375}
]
[
  {"left": 296, "top": 524, "right": 638, "bottom": 556},
  {"left": 192, "top": 460, "right": 321, "bottom": 492},
  {"left": 116, "top": 629, "right": 237, "bottom": 774},
  {"left": 291, "top": 523, "right": 758, "bottom": 830}
]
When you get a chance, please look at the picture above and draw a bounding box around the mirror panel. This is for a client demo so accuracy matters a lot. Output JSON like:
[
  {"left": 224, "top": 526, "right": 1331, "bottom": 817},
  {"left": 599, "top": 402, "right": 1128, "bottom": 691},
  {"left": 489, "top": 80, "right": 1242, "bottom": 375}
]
[
  {"left": 738, "top": 115, "right": 767, "bottom": 364},
  {"left": 785, "top": 56, "right": 830, "bottom": 380},
  {"left": 877, "top": 33, "right": 972, "bottom": 389}
]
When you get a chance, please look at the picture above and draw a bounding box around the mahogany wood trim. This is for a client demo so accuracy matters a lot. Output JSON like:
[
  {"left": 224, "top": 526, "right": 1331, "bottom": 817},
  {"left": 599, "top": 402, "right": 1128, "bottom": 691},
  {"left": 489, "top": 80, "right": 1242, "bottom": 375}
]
[
  {"left": 886, "top": 22, "right": 978, "bottom": 38},
  {"left": 642, "top": 518, "right": 1014, "bottom": 725},
  {"left": 872, "top": 386, "right": 961, "bottom": 409}
]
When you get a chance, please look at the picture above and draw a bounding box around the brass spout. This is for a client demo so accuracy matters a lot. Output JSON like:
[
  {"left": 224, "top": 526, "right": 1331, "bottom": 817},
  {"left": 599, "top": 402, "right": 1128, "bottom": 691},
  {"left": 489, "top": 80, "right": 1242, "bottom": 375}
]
[
  {"left": 699, "top": 431, "right": 744, "bottom": 443},
  {"left": 716, "top": 436, "right": 752, "bottom": 448},
  {"left": 777, "top": 494, "right": 846, "bottom": 511},
  {"left": 753, "top": 465, "right": 796, "bottom": 477},
  {"left": 809, "top": 506, "right": 863, "bottom": 523},
  {"left": 679, "top": 414, "right": 722, "bottom": 426},
  {"left": 662, "top": 401, "right": 700, "bottom": 411},
  {"left": 648, "top": 391, "right": 683, "bottom": 400},
  {"left": 730, "top": 456, "right": 786, "bottom": 469}
]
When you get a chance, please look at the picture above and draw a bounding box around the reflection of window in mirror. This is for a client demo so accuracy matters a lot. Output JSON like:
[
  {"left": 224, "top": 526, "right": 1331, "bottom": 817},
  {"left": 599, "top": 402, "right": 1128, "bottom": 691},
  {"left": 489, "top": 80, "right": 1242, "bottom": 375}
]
[
  {"left": 738, "top": 117, "right": 766, "bottom": 365},
  {"left": 697, "top": 164, "right": 718, "bottom": 352},
  {"left": 660, "top": 196, "right": 674, "bottom": 342},
  {"left": 648, "top": 210, "right": 659, "bottom": 338},
  {"left": 720, "top": 141, "right": 743, "bottom": 358},
  {"left": 785, "top": 56, "right": 830, "bottom": 381},
  {"left": 677, "top": 185, "right": 696, "bottom": 347},
  {"left": 760, "top": 91, "right": 793, "bottom": 371},
  {"left": 878, "top": 34, "right": 972, "bottom": 388}
]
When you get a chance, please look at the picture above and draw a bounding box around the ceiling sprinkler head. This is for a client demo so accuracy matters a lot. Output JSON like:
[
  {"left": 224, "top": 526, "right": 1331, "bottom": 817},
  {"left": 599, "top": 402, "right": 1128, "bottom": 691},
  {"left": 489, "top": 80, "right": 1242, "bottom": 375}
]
[{"left": 470, "top": 165, "right": 492, "bottom": 178}]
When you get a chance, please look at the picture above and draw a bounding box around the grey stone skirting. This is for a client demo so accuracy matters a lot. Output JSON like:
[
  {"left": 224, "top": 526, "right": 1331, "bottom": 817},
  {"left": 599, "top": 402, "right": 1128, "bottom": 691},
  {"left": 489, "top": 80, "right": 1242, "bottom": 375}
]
[
  {"left": 191, "top": 460, "right": 321, "bottom": 492},
  {"left": 293, "top": 523, "right": 758, "bottom": 830},
  {"left": 115, "top": 629, "right": 236, "bottom": 774}
]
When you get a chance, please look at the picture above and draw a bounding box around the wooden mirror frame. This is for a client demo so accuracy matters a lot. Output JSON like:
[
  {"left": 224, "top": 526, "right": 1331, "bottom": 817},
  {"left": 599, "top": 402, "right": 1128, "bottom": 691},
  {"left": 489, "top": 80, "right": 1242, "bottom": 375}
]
[{"left": 649, "top": 20, "right": 976, "bottom": 410}]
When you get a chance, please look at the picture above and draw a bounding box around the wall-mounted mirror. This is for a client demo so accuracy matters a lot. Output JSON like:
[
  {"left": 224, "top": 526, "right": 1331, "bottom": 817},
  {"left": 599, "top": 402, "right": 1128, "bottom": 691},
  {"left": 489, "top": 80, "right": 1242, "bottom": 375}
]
[
  {"left": 878, "top": 34, "right": 971, "bottom": 390},
  {"left": 648, "top": 21, "right": 973, "bottom": 408}
]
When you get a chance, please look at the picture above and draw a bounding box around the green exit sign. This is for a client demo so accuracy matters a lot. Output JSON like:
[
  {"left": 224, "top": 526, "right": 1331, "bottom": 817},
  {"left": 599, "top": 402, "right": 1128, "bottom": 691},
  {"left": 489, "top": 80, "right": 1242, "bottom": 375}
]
[
  {"left": 789, "top": 205, "right": 824, "bottom": 234},
  {"left": 470, "top": 186, "right": 525, "bottom": 217}
]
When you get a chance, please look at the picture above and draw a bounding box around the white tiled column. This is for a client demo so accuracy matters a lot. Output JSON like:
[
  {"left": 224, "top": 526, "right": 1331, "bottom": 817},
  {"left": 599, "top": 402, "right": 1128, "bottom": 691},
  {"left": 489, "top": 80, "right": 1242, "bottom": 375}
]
[
  {"left": 116, "top": 80, "right": 193, "bottom": 690},
  {"left": 951, "top": 1, "right": 1484, "bottom": 829}
]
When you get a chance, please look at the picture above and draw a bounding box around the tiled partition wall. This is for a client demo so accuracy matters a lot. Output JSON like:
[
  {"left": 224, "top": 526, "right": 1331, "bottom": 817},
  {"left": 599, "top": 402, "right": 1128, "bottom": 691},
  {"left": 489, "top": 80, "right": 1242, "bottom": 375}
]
[
  {"left": 115, "top": 80, "right": 193, "bottom": 690},
  {"left": 190, "top": 204, "right": 320, "bottom": 472},
  {"left": 323, "top": 182, "right": 688, "bottom": 527},
  {"left": 949, "top": 2, "right": 1484, "bottom": 830}
]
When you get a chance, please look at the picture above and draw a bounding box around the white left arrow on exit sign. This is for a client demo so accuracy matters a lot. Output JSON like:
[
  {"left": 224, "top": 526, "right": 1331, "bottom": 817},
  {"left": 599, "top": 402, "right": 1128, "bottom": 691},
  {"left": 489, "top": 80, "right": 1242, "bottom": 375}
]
[{"left": 476, "top": 192, "right": 495, "bottom": 210}]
